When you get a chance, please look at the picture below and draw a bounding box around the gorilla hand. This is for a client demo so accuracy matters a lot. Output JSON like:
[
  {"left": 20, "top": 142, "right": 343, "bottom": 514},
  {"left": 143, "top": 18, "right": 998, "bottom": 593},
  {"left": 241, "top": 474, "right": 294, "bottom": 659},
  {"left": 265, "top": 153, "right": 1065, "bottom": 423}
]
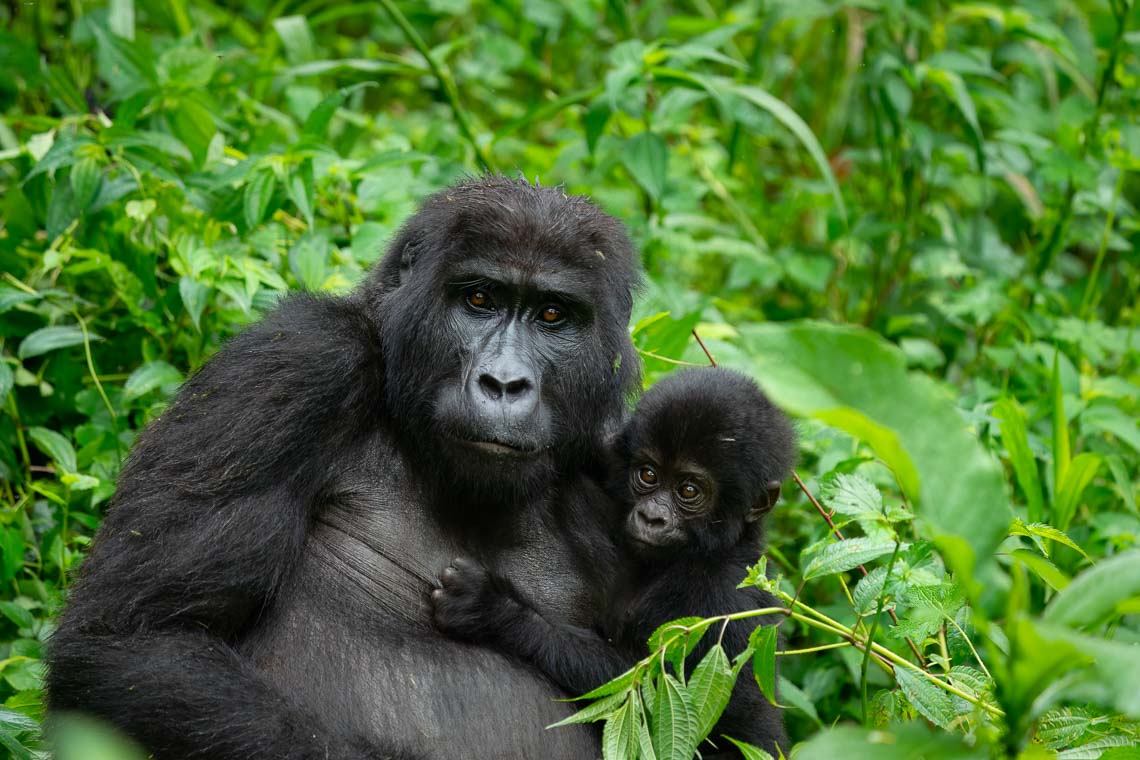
[{"left": 431, "top": 557, "right": 524, "bottom": 643}]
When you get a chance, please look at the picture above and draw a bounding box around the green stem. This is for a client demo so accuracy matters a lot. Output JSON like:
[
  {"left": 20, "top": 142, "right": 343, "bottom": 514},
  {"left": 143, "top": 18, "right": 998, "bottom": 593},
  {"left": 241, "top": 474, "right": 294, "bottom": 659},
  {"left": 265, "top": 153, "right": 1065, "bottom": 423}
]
[
  {"left": 862, "top": 542, "right": 901, "bottom": 724},
  {"left": 1079, "top": 168, "right": 1124, "bottom": 318},
  {"left": 375, "top": 0, "right": 493, "bottom": 170}
]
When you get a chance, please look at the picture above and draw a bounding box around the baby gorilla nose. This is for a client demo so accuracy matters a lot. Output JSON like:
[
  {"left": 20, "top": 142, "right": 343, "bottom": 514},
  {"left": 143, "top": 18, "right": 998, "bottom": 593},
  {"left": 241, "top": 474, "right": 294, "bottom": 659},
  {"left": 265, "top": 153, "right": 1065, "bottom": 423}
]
[
  {"left": 477, "top": 371, "right": 533, "bottom": 402},
  {"left": 635, "top": 504, "right": 668, "bottom": 529}
]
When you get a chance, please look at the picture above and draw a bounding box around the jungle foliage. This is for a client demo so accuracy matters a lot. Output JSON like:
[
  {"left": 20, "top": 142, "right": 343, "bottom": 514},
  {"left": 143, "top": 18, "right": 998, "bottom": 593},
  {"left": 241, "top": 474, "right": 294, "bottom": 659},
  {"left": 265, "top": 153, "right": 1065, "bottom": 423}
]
[{"left": 0, "top": 0, "right": 1138, "bottom": 758}]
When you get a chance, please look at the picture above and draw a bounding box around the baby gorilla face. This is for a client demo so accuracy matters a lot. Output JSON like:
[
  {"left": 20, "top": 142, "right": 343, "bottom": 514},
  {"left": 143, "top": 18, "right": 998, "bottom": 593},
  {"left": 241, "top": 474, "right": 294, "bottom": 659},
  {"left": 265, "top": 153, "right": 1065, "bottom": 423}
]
[{"left": 623, "top": 454, "right": 718, "bottom": 554}]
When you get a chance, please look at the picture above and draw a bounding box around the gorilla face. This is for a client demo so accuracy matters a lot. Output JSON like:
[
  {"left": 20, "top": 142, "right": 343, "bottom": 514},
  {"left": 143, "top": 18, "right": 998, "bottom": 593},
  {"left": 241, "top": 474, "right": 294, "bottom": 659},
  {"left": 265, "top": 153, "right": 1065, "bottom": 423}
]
[{"left": 371, "top": 178, "right": 641, "bottom": 502}]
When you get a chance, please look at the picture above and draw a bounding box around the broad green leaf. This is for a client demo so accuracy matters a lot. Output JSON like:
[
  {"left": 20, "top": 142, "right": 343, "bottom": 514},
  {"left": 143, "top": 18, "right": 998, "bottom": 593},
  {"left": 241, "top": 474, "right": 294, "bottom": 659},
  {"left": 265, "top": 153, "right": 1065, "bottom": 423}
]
[
  {"left": 179, "top": 277, "right": 211, "bottom": 331},
  {"left": 52, "top": 714, "right": 148, "bottom": 760},
  {"left": 273, "top": 16, "right": 316, "bottom": 65},
  {"left": 1010, "top": 549, "right": 1070, "bottom": 592},
  {"left": 802, "top": 538, "right": 899, "bottom": 580},
  {"left": 622, "top": 132, "right": 667, "bottom": 201},
  {"left": 1044, "top": 550, "right": 1140, "bottom": 630},
  {"left": 0, "top": 602, "right": 34, "bottom": 629},
  {"left": 749, "top": 626, "right": 778, "bottom": 706},
  {"left": 652, "top": 674, "right": 697, "bottom": 760},
  {"left": 820, "top": 473, "right": 882, "bottom": 517},
  {"left": 795, "top": 723, "right": 984, "bottom": 760},
  {"left": 244, "top": 169, "right": 277, "bottom": 230},
  {"left": 601, "top": 698, "right": 637, "bottom": 760},
  {"left": 894, "top": 667, "right": 964, "bottom": 729},
  {"left": 722, "top": 737, "right": 774, "bottom": 760},
  {"left": 124, "top": 361, "right": 183, "bottom": 401},
  {"left": 994, "top": 397, "right": 1045, "bottom": 522},
  {"left": 108, "top": 0, "right": 134, "bottom": 39},
  {"left": 289, "top": 233, "right": 329, "bottom": 291},
  {"left": 168, "top": 98, "right": 215, "bottom": 166},
  {"left": 17, "top": 325, "right": 99, "bottom": 360},
  {"left": 1053, "top": 452, "right": 1102, "bottom": 531},
  {"left": 734, "top": 322, "right": 1011, "bottom": 590},
  {"left": 852, "top": 566, "right": 889, "bottom": 617},
  {"left": 733, "top": 85, "right": 847, "bottom": 224},
  {"left": 70, "top": 156, "right": 103, "bottom": 210},
  {"left": 28, "top": 426, "right": 78, "bottom": 474},
  {"left": 686, "top": 645, "right": 734, "bottom": 740},
  {"left": 776, "top": 676, "right": 820, "bottom": 726},
  {"left": 0, "top": 528, "right": 24, "bottom": 582},
  {"left": 574, "top": 666, "right": 637, "bottom": 701},
  {"left": 158, "top": 46, "right": 217, "bottom": 89},
  {"left": 1032, "top": 621, "right": 1140, "bottom": 718}
]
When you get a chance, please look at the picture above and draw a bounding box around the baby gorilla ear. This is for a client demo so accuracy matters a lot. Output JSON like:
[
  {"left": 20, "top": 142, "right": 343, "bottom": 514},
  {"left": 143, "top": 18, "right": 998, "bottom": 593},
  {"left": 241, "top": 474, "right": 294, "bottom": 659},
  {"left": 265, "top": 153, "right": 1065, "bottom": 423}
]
[{"left": 746, "top": 480, "right": 783, "bottom": 523}]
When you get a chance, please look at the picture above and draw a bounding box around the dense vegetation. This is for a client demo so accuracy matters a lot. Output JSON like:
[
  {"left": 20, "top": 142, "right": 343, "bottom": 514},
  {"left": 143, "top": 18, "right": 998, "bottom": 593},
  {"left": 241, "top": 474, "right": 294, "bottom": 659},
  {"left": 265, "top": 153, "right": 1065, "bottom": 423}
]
[{"left": 0, "top": 0, "right": 1138, "bottom": 758}]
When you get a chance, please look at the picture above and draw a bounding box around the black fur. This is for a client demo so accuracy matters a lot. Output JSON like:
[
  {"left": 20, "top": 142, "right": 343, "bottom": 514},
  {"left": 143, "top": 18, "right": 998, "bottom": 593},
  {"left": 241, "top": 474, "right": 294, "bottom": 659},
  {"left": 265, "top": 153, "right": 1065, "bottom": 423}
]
[
  {"left": 433, "top": 367, "right": 795, "bottom": 757},
  {"left": 45, "top": 177, "right": 642, "bottom": 759}
]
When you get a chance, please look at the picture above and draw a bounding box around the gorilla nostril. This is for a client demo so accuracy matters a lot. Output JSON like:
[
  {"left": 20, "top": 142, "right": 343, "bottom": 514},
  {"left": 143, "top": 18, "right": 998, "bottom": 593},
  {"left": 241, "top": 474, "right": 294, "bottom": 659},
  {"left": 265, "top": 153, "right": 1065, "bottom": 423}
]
[
  {"left": 636, "top": 508, "right": 665, "bottom": 528},
  {"left": 478, "top": 374, "right": 504, "bottom": 400},
  {"left": 504, "top": 378, "right": 531, "bottom": 398}
]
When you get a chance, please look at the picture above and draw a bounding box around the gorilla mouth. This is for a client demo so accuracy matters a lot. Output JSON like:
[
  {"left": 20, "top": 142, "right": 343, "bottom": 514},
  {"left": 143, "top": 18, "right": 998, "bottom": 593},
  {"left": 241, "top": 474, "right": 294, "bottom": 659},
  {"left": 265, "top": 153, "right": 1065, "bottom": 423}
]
[{"left": 458, "top": 438, "right": 541, "bottom": 457}]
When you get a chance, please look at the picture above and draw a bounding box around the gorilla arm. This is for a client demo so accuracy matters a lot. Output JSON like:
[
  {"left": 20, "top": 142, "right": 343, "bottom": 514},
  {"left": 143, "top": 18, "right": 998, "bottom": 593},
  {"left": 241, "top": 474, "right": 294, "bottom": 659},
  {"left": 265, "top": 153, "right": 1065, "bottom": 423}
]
[{"left": 46, "top": 294, "right": 410, "bottom": 760}]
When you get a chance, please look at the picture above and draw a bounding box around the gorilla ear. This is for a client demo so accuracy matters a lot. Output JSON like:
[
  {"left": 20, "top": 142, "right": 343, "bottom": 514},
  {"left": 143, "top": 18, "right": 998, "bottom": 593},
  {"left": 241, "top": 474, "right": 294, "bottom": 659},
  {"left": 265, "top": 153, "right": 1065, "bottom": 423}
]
[
  {"left": 746, "top": 480, "right": 782, "bottom": 522},
  {"left": 397, "top": 232, "right": 425, "bottom": 285}
]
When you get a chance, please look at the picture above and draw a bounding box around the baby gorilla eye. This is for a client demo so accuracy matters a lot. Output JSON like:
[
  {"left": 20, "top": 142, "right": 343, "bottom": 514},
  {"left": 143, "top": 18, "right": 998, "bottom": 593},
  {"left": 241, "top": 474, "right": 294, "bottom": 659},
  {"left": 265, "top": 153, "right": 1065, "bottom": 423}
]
[
  {"left": 466, "top": 290, "right": 492, "bottom": 310},
  {"left": 540, "top": 305, "right": 563, "bottom": 324},
  {"left": 636, "top": 466, "right": 658, "bottom": 488},
  {"left": 676, "top": 481, "right": 703, "bottom": 504}
]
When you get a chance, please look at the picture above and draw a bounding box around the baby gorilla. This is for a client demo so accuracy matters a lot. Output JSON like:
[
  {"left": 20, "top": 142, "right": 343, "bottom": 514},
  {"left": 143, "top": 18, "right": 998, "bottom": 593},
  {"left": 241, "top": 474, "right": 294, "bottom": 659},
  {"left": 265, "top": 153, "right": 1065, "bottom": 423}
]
[{"left": 432, "top": 367, "right": 795, "bottom": 756}]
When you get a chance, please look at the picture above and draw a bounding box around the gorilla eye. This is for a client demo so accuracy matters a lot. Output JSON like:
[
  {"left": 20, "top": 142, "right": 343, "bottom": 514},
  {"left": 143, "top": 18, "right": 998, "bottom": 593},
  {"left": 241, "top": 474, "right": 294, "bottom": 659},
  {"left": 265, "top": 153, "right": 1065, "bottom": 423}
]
[
  {"left": 636, "top": 466, "right": 658, "bottom": 489},
  {"left": 540, "top": 305, "right": 563, "bottom": 324},
  {"left": 677, "top": 481, "right": 703, "bottom": 504},
  {"left": 466, "top": 291, "right": 492, "bottom": 310}
]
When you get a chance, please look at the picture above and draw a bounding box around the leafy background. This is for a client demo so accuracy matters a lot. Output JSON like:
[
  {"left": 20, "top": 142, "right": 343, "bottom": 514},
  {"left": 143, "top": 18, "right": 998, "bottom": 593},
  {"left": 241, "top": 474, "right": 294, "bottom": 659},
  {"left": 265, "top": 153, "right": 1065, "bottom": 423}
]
[{"left": 0, "top": 0, "right": 1137, "bottom": 758}]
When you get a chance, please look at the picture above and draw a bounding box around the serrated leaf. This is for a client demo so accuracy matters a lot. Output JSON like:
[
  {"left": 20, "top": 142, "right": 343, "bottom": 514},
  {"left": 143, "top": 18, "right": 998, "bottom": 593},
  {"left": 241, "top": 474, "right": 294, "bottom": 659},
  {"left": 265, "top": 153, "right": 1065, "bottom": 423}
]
[
  {"left": 749, "top": 626, "right": 778, "bottom": 707},
  {"left": 1009, "top": 519, "right": 1091, "bottom": 562},
  {"left": 28, "top": 426, "right": 77, "bottom": 474},
  {"left": 652, "top": 674, "right": 697, "bottom": 760},
  {"left": 802, "top": 538, "right": 899, "bottom": 580},
  {"left": 894, "top": 667, "right": 962, "bottom": 729},
  {"left": 574, "top": 666, "right": 638, "bottom": 701},
  {"left": 602, "top": 698, "right": 637, "bottom": 760},
  {"left": 686, "top": 645, "right": 734, "bottom": 741},
  {"left": 821, "top": 473, "right": 883, "bottom": 517},
  {"left": 853, "top": 566, "right": 890, "bottom": 617},
  {"left": 1045, "top": 550, "right": 1140, "bottom": 630},
  {"left": 548, "top": 691, "right": 627, "bottom": 728},
  {"left": 124, "top": 361, "right": 183, "bottom": 400},
  {"left": 17, "top": 325, "right": 99, "bottom": 360}
]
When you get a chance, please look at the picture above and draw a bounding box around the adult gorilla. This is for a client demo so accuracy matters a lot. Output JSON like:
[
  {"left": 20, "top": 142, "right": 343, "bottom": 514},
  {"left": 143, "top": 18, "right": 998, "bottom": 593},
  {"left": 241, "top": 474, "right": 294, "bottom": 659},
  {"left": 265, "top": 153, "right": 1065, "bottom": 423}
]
[{"left": 46, "top": 177, "right": 641, "bottom": 759}]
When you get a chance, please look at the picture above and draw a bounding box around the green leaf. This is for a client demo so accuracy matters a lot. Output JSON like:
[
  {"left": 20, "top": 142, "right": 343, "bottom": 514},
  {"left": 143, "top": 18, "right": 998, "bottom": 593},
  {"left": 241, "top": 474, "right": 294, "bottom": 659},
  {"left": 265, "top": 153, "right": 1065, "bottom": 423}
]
[
  {"left": 1010, "top": 549, "right": 1070, "bottom": 592},
  {"left": 0, "top": 360, "right": 13, "bottom": 400},
  {"left": 1032, "top": 621, "right": 1140, "bottom": 718},
  {"left": 749, "top": 626, "right": 778, "bottom": 706},
  {"left": 548, "top": 691, "right": 627, "bottom": 728},
  {"left": 733, "top": 322, "right": 1011, "bottom": 591},
  {"left": 686, "top": 645, "right": 734, "bottom": 741},
  {"left": 622, "top": 131, "right": 667, "bottom": 201},
  {"left": 1009, "top": 519, "right": 1091, "bottom": 562},
  {"left": 17, "top": 325, "right": 99, "bottom": 360},
  {"left": 795, "top": 723, "right": 984, "bottom": 759},
  {"left": 0, "top": 528, "right": 24, "bottom": 582},
  {"left": 179, "top": 277, "right": 211, "bottom": 331},
  {"left": 288, "top": 233, "right": 329, "bottom": 291},
  {"left": 168, "top": 98, "right": 215, "bottom": 166},
  {"left": 894, "top": 667, "right": 963, "bottom": 729},
  {"left": 733, "top": 85, "right": 847, "bottom": 224},
  {"left": 244, "top": 169, "right": 277, "bottom": 230},
  {"left": 652, "top": 674, "right": 697, "bottom": 760},
  {"left": 70, "top": 156, "right": 103, "bottom": 210},
  {"left": 852, "top": 566, "right": 889, "bottom": 617},
  {"left": 601, "top": 697, "right": 638, "bottom": 760},
  {"left": 158, "top": 46, "right": 216, "bottom": 89},
  {"left": 0, "top": 601, "right": 34, "bottom": 629},
  {"left": 994, "top": 397, "right": 1045, "bottom": 522},
  {"left": 1051, "top": 352, "right": 1071, "bottom": 502},
  {"left": 124, "top": 361, "right": 183, "bottom": 401},
  {"left": 273, "top": 16, "right": 316, "bottom": 65},
  {"left": 303, "top": 83, "right": 376, "bottom": 139},
  {"left": 802, "top": 537, "right": 899, "bottom": 580},
  {"left": 776, "top": 676, "right": 820, "bottom": 725},
  {"left": 28, "top": 426, "right": 78, "bottom": 474},
  {"left": 722, "top": 737, "right": 774, "bottom": 760},
  {"left": 820, "top": 473, "right": 882, "bottom": 517},
  {"left": 1045, "top": 550, "right": 1140, "bottom": 630},
  {"left": 1053, "top": 452, "right": 1102, "bottom": 531}
]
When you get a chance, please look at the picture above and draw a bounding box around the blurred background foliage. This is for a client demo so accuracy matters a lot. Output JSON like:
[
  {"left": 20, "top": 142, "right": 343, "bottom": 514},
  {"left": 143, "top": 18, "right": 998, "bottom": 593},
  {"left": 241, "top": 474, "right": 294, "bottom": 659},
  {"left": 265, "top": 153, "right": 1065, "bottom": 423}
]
[{"left": 0, "top": 0, "right": 1137, "bottom": 757}]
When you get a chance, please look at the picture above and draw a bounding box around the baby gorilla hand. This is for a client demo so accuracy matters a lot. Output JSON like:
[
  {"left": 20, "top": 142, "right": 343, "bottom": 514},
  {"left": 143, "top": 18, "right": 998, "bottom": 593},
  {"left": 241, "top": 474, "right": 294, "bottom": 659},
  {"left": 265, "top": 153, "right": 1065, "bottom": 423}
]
[{"left": 431, "top": 557, "right": 522, "bottom": 643}]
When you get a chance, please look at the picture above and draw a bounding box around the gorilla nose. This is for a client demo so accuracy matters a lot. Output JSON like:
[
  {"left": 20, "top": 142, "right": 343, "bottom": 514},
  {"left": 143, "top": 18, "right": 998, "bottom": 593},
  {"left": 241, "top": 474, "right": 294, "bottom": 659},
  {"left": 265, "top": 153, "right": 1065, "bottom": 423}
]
[
  {"left": 636, "top": 506, "right": 667, "bottom": 529},
  {"left": 477, "top": 372, "right": 533, "bottom": 402}
]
